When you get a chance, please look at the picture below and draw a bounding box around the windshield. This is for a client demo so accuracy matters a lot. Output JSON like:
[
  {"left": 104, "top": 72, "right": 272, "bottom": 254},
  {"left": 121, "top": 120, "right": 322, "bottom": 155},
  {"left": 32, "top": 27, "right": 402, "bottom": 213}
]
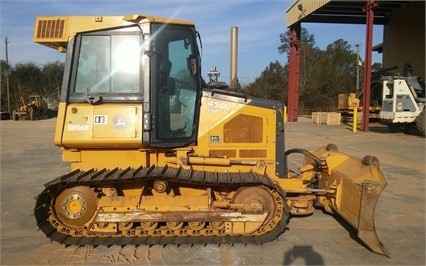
[{"left": 74, "top": 28, "right": 141, "bottom": 95}]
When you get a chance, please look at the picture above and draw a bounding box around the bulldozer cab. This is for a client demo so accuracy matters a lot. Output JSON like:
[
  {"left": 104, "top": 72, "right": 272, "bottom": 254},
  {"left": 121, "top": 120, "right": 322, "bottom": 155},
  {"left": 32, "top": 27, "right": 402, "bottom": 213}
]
[{"left": 45, "top": 16, "right": 202, "bottom": 148}]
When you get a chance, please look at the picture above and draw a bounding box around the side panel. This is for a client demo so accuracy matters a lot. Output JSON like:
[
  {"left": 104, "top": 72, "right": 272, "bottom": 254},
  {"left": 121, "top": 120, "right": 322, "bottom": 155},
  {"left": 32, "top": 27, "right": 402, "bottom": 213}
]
[
  {"left": 195, "top": 90, "right": 284, "bottom": 178},
  {"left": 61, "top": 103, "right": 143, "bottom": 148}
]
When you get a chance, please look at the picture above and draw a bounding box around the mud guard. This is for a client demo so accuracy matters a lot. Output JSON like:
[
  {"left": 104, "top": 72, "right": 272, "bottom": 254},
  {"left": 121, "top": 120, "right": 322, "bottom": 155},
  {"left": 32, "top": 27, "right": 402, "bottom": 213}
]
[{"left": 311, "top": 147, "right": 389, "bottom": 257}]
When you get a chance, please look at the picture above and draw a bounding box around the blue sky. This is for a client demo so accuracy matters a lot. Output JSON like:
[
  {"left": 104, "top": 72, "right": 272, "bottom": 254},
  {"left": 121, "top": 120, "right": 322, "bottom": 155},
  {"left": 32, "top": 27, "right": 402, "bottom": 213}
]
[{"left": 0, "top": 0, "right": 383, "bottom": 84}]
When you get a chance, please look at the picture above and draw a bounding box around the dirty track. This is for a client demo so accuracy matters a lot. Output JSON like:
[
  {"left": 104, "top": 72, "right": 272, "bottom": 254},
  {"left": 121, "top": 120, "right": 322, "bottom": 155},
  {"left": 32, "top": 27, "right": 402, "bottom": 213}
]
[{"left": 35, "top": 166, "right": 288, "bottom": 246}]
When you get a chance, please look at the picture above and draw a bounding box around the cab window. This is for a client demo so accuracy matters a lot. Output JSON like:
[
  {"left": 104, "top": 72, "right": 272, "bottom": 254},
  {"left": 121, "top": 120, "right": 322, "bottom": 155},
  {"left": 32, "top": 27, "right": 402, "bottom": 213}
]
[{"left": 74, "top": 32, "right": 140, "bottom": 95}]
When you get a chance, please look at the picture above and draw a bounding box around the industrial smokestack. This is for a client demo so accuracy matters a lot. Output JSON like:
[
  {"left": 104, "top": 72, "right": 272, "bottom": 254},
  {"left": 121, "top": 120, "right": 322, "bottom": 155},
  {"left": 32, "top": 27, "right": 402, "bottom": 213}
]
[{"left": 230, "top": 27, "right": 238, "bottom": 90}]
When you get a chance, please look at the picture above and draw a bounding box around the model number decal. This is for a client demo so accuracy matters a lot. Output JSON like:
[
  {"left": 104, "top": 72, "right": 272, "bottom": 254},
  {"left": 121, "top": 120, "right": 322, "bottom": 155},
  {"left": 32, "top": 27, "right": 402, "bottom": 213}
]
[
  {"left": 208, "top": 101, "right": 229, "bottom": 113},
  {"left": 67, "top": 124, "right": 89, "bottom": 131}
]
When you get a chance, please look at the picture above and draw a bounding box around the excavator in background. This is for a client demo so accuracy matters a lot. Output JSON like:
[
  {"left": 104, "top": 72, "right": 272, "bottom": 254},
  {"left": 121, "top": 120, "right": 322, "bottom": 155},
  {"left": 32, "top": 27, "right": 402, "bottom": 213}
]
[
  {"left": 338, "top": 64, "right": 425, "bottom": 136},
  {"left": 32, "top": 14, "right": 388, "bottom": 256},
  {"left": 379, "top": 64, "right": 425, "bottom": 136}
]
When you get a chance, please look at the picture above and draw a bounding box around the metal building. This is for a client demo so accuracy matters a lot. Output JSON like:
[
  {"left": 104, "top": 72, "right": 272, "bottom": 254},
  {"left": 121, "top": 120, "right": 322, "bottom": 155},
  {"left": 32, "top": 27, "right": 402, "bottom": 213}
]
[{"left": 285, "top": 0, "right": 425, "bottom": 131}]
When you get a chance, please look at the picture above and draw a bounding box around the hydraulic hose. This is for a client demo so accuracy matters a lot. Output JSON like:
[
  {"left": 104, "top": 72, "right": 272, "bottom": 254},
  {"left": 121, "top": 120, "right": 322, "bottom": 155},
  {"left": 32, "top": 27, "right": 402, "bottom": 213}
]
[{"left": 284, "top": 148, "right": 323, "bottom": 171}]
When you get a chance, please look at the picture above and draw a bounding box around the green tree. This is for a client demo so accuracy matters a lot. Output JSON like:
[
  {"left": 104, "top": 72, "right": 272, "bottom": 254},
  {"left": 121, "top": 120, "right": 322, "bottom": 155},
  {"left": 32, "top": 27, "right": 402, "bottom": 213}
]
[
  {"left": 244, "top": 27, "right": 318, "bottom": 104},
  {"left": 305, "top": 39, "right": 358, "bottom": 108},
  {"left": 277, "top": 27, "right": 360, "bottom": 111},
  {"left": 278, "top": 27, "right": 316, "bottom": 56},
  {"left": 42, "top": 61, "right": 64, "bottom": 108},
  {"left": 9, "top": 62, "right": 43, "bottom": 109},
  {"left": 244, "top": 61, "right": 287, "bottom": 102},
  {"left": 1, "top": 60, "right": 11, "bottom": 110},
  {"left": 278, "top": 27, "right": 323, "bottom": 109}
]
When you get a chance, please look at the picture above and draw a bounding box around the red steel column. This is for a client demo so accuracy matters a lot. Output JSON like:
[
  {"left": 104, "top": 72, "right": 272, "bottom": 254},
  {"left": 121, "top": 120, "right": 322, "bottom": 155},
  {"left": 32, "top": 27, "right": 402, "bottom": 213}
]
[
  {"left": 362, "top": 0, "right": 377, "bottom": 131},
  {"left": 288, "top": 23, "right": 301, "bottom": 122}
]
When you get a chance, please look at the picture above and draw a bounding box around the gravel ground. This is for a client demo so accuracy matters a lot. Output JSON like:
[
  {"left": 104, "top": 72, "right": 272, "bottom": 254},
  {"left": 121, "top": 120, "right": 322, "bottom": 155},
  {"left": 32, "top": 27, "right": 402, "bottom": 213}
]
[{"left": 1, "top": 117, "right": 424, "bottom": 265}]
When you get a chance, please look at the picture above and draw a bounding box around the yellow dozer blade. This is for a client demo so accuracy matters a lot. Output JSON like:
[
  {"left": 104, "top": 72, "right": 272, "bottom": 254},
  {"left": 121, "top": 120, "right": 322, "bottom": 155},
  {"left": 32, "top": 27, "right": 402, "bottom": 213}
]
[{"left": 311, "top": 146, "right": 389, "bottom": 257}]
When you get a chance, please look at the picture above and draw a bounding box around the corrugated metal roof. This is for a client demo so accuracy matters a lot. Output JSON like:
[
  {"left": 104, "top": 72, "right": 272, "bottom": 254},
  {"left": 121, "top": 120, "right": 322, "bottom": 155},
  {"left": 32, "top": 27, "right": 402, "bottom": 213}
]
[{"left": 286, "top": 0, "right": 412, "bottom": 27}]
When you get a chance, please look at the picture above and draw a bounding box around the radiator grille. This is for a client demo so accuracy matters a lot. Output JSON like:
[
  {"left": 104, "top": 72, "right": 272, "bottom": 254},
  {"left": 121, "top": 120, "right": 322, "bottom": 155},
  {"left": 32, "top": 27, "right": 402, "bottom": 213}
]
[{"left": 36, "top": 19, "right": 65, "bottom": 39}]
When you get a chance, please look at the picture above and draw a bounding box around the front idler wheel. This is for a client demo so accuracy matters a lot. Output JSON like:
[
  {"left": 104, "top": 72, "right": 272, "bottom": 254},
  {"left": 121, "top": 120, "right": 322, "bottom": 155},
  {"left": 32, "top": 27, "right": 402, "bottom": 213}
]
[{"left": 53, "top": 186, "right": 97, "bottom": 228}]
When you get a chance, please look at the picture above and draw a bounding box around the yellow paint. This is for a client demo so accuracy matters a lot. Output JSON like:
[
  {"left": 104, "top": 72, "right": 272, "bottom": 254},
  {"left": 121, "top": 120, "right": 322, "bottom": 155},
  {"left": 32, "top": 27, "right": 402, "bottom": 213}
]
[
  {"left": 34, "top": 14, "right": 387, "bottom": 254},
  {"left": 283, "top": 106, "right": 287, "bottom": 123},
  {"left": 34, "top": 15, "right": 195, "bottom": 51},
  {"left": 353, "top": 107, "right": 358, "bottom": 133},
  {"left": 67, "top": 199, "right": 83, "bottom": 214}
]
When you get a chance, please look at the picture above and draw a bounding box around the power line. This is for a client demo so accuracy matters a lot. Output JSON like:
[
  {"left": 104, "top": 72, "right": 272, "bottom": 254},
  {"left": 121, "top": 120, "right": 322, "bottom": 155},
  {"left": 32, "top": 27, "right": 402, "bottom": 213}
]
[{"left": 4, "top": 37, "right": 11, "bottom": 114}]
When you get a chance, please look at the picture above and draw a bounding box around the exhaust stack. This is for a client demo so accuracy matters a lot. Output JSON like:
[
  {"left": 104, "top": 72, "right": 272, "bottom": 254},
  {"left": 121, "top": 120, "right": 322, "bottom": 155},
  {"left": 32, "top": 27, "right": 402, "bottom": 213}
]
[{"left": 230, "top": 27, "right": 238, "bottom": 90}]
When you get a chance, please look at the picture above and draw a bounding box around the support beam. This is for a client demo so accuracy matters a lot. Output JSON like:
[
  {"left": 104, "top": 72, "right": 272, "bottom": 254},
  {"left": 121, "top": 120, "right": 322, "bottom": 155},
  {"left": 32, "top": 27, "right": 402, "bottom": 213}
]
[
  {"left": 361, "top": 0, "right": 377, "bottom": 131},
  {"left": 287, "top": 23, "right": 301, "bottom": 122}
]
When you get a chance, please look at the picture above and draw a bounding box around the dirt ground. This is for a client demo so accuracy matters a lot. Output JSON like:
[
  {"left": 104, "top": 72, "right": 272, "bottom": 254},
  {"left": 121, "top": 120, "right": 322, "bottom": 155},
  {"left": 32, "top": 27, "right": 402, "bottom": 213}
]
[{"left": 1, "top": 117, "right": 425, "bottom": 265}]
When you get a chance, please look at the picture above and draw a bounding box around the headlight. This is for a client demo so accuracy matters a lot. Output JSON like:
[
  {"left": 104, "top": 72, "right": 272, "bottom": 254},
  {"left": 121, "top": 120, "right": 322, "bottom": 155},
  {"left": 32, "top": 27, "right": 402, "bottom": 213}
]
[{"left": 396, "top": 102, "right": 403, "bottom": 110}]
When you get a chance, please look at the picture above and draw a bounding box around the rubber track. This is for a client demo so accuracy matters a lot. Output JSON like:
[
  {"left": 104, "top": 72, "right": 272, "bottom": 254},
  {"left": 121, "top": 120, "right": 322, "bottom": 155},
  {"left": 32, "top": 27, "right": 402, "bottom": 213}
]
[{"left": 34, "top": 165, "right": 289, "bottom": 246}]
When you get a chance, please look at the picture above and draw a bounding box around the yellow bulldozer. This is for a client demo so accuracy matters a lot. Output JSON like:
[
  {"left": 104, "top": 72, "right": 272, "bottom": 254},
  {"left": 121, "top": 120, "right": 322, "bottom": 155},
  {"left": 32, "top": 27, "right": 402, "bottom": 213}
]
[
  {"left": 32, "top": 15, "right": 388, "bottom": 256},
  {"left": 338, "top": 92, "right": 382, "bottom": 122},
  {"left": 12, "top": 94, "right": 46, "bottom": 120}
]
